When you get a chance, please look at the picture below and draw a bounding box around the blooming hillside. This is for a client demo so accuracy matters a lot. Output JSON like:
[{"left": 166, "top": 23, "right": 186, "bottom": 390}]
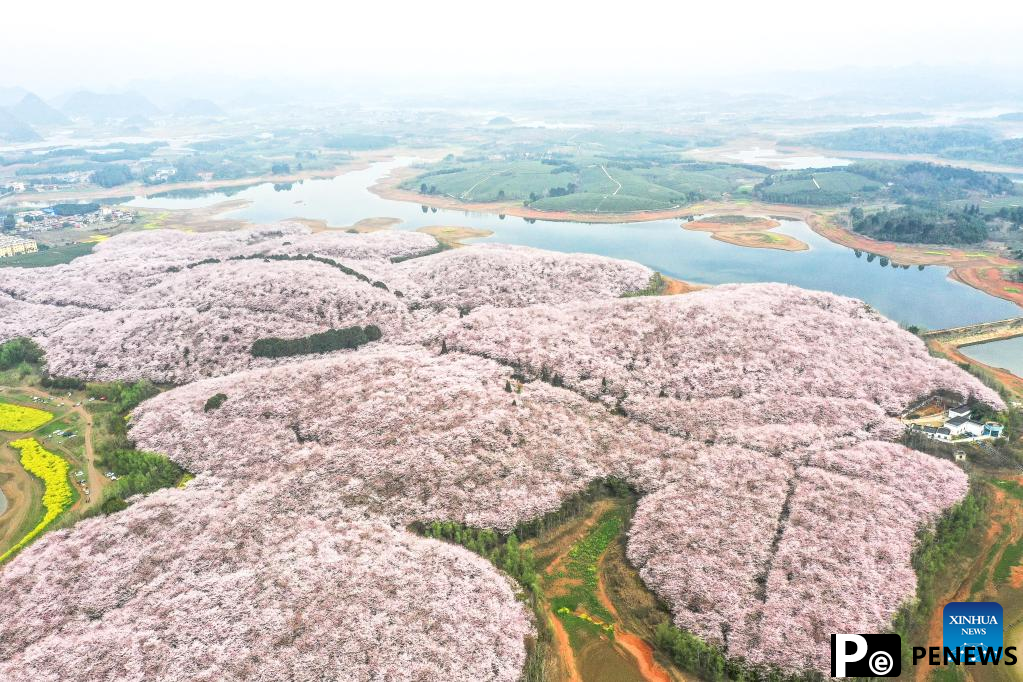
[
  {"left": 389, "top": 243, "right": 654, "bottom": 310},
  {"left": 126, "top": 345, "right": 967, "bottom": 673},
  {"left": 0, "top": 224, "right": 994, "bottom": 677},
  {"left": 0, "top": 224, "right": 436, "bottom": 313},
  {"left": 128, "top": 346, "right": 705, "bottom": 528},
  {"left": 41, "top": 260, "right": 414, "bottom": 382},
  {"left": 446, "top": 283, "right": 1003, "bottom": 453},
  {"left": 0, "top": 479, "right": 531, "bottom": 682}
]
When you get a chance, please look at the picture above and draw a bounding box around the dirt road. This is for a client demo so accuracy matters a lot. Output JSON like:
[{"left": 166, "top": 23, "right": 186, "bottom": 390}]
[{"left": 1, "top": 386, "right": 103, "bottom": 516}]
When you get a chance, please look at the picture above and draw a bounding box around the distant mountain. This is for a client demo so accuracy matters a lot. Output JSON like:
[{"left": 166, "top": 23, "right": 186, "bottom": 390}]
[
  {"left": 0, "top": 86, "right": 29, "bottom": 107},
  {"left": 9, "top": 93, "right": 70, "bottom": 126},
  {"left": 173, "top": 98, "right": 225, "bottom": 118},
  {"left": 61, "top": 91, "right": 161, "bottom": 120},
  {"left": 0, "top": 109, "right": 41, "bottom": 142}
]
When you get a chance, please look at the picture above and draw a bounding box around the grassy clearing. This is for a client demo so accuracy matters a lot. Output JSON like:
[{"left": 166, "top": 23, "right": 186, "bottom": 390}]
[
  {"left": 755, "top": 170, "right": 881, "bottom": 205},
  {"left": 994, "top": 537, "right": 1023, "bottom": 584},
  {"left": 549, "top": 508, "right": 624, "bottom": 639},
  {"left": 140, "top": 210, "right": 171, "bottom": 229},
  {"left": 992, "top": 479, "right": 1023, "bottom": 500},
  {"left": 0, "top": 242, "right": 95, "bottom": 268}
]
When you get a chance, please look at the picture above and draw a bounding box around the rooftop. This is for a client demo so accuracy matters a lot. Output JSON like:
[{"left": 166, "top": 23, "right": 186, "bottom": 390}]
[{"left": 0, "top": 235, "right": 36, "bottom": 248}]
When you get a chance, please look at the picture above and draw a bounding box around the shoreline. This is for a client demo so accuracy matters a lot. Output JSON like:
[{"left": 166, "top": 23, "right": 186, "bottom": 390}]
[
  {"left": 806, "top": 214, "right": 1023, "bottom": 310},
  {"left": 74, "top": 158, "right": 1022, "bottom": 316},
  {"left": 0, "top": 159, "right": 378, "bottom": 208},
  {"left": 371, "top": 166, "right": 1023, "bottom": 309}
]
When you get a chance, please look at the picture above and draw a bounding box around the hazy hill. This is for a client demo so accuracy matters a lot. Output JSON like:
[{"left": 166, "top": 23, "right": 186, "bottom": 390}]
[
  {"left": 9, "top": 93, "right": 70, "bottom": 126},
  {"left": 0, "top": 86, "right": 29, "bottom": 107},
  {"left": 173, "top": 98, "right": 225, "bottom": 118},
  {"left": 0, "top": 108, "right": 41, "bottom": 142},
  {"left": 61, "top": 91, "right": 161, "bottom": 120}
]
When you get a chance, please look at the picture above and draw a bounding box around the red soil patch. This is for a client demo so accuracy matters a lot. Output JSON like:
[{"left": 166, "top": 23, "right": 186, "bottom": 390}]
[
  {"left": 550, "top": 611, "right": 583, "bottom": 682},
  {"left": 596, "top": 563, "right": 671, "bottom": 682},
  {"left": 662, "top": 277, "right": 706, "bottom": 296},
  {"left": 915, "top": 486, "right": 1023, "bottom": 680}
]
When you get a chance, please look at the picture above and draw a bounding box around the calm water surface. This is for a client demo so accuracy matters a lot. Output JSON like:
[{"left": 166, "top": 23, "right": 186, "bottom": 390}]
[
  {"left": 128, "top": 159, "right": 1022, "bottom": 330},
  {"left": 961, "top": 337, "right": 1023, "bottom": 376}
]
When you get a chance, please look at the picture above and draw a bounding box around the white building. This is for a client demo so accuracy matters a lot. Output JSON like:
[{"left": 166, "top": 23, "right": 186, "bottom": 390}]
[
  {"left": 945, "top": 416, "right": 985, "bottom": 438},
  {"left": 948, "top": 404, "right": 972, "bottom": 419},
  {"left": 919, "top": 425, "right": 952, "bottom": 442}
]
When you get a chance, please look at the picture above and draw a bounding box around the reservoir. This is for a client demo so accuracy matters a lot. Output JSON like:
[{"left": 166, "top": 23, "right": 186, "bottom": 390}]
[
  {"left": 128, "top": 159, "right": 1022, "bottom": 330},
  {"left": 961, "top": 336, "right": 1023, "bottom": 376}
]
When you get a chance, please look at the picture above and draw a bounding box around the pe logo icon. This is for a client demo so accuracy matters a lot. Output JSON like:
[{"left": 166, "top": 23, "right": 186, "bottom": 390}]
[
  {"left": 943, "top": 602, "right": 1003, "bottom": 663},
  {"left": 830, "top": 634, "right": 901, "bottom": 677}
]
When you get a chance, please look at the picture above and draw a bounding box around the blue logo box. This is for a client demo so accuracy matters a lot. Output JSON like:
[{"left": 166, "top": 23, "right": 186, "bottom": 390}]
[{"left": 943, "top": 602, "right": 1003, "bottom": 663}]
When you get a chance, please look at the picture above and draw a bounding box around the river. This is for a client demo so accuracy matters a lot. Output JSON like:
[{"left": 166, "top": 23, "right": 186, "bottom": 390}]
[{"left": 127, "top": 159, "right": 1022, "bottom": 330}]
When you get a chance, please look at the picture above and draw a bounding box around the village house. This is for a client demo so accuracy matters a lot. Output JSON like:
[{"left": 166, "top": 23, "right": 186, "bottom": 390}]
[
  {"left": 947, "top": 403, "right": 972, "bottom": 419},
  {"left": 912, "top": 403, "right": 1005, "bottom": 444},
  {"left": 945, "top": 415, "right": 985, "bottom": 438},
  {"left": 918, "top": 425, "right": 952, "bottom": 442}
]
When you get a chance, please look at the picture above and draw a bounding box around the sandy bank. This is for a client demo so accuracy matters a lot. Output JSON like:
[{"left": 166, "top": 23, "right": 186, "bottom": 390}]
[
  {"left": 682, "top": 215, "right": 808, "bottom": 252},
  {"left": 415, "top": 225, "right": 494, "bottom": 248}
]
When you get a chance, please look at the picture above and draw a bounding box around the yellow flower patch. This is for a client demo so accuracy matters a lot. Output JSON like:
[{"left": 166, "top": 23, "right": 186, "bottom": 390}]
[
  {"left": 0, "top": 402, "right": 53, "bottom": 432},
  {"left": 0, "top": 438, "right": 73, "bottom": 562}
]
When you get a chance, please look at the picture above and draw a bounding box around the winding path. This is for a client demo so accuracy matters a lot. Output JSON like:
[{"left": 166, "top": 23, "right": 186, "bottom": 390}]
[
  {"left": 594, "top": 165, "right": 622, "bottom": 213},
  {"left": 460, "top": 171, "right": 500, "bottom": 201}
]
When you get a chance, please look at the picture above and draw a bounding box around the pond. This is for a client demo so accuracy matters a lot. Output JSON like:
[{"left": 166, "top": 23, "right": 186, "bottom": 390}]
[
  {"left": 127, "top": 159, "right": 1022, "bottom": 330},
  {"left": 961, "top": 336, "right": 1023, "bottom": 376}
]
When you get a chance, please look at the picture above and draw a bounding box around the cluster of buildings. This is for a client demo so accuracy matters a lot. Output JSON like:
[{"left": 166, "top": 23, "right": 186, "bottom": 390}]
[
  {"left": 912, "top": 403, "right": 1005, "bottom": 443},
  {"left": 145, "top": 167, "right": 177, "bottom": 183},
  {"left": 14, "top": 205, "right": 135, "bottom": 232},
  {"left": 4, "top": 172, "right": 93, "bottom": 194},
  {"left": 0, "top": 235, "right": 38, "bottom": 258}
]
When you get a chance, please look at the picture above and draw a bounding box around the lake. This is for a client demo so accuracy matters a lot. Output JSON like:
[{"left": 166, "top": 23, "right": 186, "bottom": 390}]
[
  {"left": 127, "top": 159, "right": 1022, "bottom": 330},
  {"left": 961, "top": 336, "right": 1023, "bottom": 376}
]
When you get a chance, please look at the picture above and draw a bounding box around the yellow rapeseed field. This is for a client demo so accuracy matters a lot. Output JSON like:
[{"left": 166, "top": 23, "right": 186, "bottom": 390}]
[
  {"left": 0, "top": 438, "right": 73, "bottom": 562},
  {"left": 0, "top": 402, "right": 53, "bottom": 432}
]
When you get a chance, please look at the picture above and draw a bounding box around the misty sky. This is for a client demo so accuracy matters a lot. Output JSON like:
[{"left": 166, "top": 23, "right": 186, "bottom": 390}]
[{"left": 4, "top": 0, "right": 1023, "bottom": 95}]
